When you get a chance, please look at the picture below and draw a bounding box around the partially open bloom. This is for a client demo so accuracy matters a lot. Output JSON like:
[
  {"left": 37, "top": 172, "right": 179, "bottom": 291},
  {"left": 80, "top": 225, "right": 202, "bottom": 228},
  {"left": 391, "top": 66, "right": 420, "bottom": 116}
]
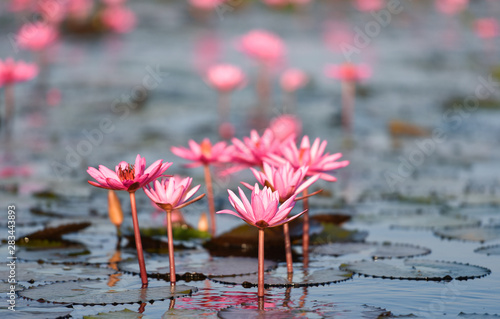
[
  {"left": 217, "top": 184, "right": 305, "bottom": 228},
  {"left": 0, "top": 58, "right": 38, "bottom": 87},
  {"left": 238, "top": 30, "right": 285, "bottom": 65},
  {"left": 171, "top": 138, "right": 232, "bottom": 168},
  {"left": 87, "top": 154, "right": 171, "bottom": 193},
  {"left": 243, "top": 162, "right": 319, "bottom": 203},
  {"left": 206, "top": 64, "right": 246, "bottom": 92},
  {"left": 268, "top": 136, "right": 349, "bottom": 182},
  {"left": 144, "top": 176, "right": 204, "bottom": 212},
  {"left": 17, "top": 22, "right": 58, "bottom": 51},
  {"left": 269, "top": 114, "right": 302, "bottom": 143},
  {"left": 108, "top": 190, "right": 124, "bottom": 227},
  {"left": 229, "top": 129, "right": 282, "bottom": 170},
  {"left": 280, "top": 69, "right": 308, "bottom": 92},
  {"left": 325, "top": 62, "right": 371, "bottom": 82}
]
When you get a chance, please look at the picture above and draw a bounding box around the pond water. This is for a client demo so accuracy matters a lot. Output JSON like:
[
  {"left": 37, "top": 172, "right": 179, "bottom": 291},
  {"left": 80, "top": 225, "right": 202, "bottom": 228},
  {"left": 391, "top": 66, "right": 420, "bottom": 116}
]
[{"left": 1, "top": 0, "right": 500, "bottom": 318}]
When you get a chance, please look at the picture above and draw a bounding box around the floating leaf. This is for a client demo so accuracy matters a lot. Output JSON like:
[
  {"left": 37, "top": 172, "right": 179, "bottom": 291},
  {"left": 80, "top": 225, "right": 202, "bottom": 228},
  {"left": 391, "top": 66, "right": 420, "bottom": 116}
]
[
  {"left": 474, "top": 245, "right": 500, "bottom": 256},
  {"left": 307, "top": 223, "right": 368, "bottom": 245},
  {"left": 0, "top": 297, "right": 73, "bottom": 319},
  {"left": 140, "top": 225, "right": 210, "bottom": 241},
  {"left": 120, "top": 255, "right": 277, "bottom": 279},
  {"left": 19, "top": 279, "right": 197, "bottom": 305},
  {"left": 84, "top": 308, "right": 154, "bottom": 319},
  {"left": 311, "top": 242, "right": 431, "bottom": 259},
  {"left": 211, "top": 267, "right": 352, "bottom": 287},
  {"left": 434, "top": 226, "right": 500, "bottom": 243},
  {"left": 458, "top": 314, "right": 500, "bottom": 318},
  {"left": 0, "top": 262, "right": 115, "bottom": 283},
  {"left": 340, "top": 259, "right": 491, "bottom": 281}
]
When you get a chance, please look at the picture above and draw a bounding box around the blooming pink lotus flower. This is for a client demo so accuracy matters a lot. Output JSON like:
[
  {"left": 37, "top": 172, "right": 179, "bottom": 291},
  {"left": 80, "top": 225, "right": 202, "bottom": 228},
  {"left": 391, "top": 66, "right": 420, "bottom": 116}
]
[
  {"left": 87, "top": 154, "right": 171, "bottom": 193},
  {"left": 171, "top": 138, "right": 232, "bottom": 168},
  {"left": 17, "top": 22, "right": 58, "bottom": 52},
  {"left": 474, "top": 18, "right": 499, "bottom": 39},
  {"left": 101, "top": 5, "right": 136, "bottom": 34},
  {"left": 269, "top": 115, "right": 302, "bottom": 143},
  {"left": 206, "top": 64, "right": 246, "bottom": 92},
  {"left": 354, "top": 0, "right": 384, "bottom": 11},
  {"left": 280, "top": 69, "right": 308, "bottom": 93},
  {"left": 0, "top": 58, "right": 38, "bottom": 87},
  {"left": 218, "top": 184, "right": 305, "bottom": 229},
  {"left": 229, "top": 129, "right": 282, "bottom": 171},
  {"left": 268, "top": 136, "right": 349, "bottom": 182},
  {"left": 144, "top": 176, "right": 204, "bottom": 212},
  {"left": 435, "top": 0, "right": 468, "bottom": 15},
  {"left": 238, "top": 30, "right": 286, "bottom": 65},
  {"left": 325, "top": 62, "right": 371, "bottom": 82},
  {"left": 243, "top": 162, "right": 319, "bottom": 203}
]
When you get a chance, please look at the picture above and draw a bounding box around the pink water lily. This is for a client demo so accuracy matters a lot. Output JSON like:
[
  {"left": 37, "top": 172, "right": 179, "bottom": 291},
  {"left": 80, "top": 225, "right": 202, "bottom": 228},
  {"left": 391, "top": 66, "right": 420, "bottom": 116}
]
[
  {"left": 206, "top": 64, "right": 246, "bottom": 93},
  {"left": 144, "top": 176, "right": 205, "bottom": 212},
  {"left": 217, "top": 184, "right": 305, "bottom": 229},
  {"left": 17, "top": 22, "right": 58, "bottom": 52},
  {"left": 238, "top": 30, "right": 285, "bottom": 65},
  {"left": 243, "top": 162, "right": 319, "bottom": 203},
  {"left": 144, "top": 176, "right": 204, "bottom": 285},
  {"left": 87, "top": 154, "right": 171, "bottom": 192},
  {"left": 268, "top": 136, "right": 349, "bottom": 182},
  {"left": 0, "top": 58, "right": 38, "bottom": 86},
  {"left": 171, "top": 138, "right": 231, "bottom": 168}
]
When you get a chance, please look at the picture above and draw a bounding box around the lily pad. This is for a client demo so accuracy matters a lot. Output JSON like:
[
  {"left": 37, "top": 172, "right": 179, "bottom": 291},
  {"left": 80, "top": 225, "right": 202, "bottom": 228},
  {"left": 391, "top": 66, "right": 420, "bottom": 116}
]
[
  {"left": 0, "top": 297, "right": 74, "bottom": 319},
  {"left": 340, "top": 260, "right": 491, "bottom": 281},
  {"left": 474, "top": 245, "right": 500, "bottom": 256},
  {"left": 458, "top": 314, "right": 500, "bottom": 318},
  {"left": 0, "top": 262, "right": 115, "bottom": 283},
  {"left": 84, "top": 308, "right": 154, "bottom": 319},
  {"left": 434, "top": 226, "right": 500, "bottom": 243},
  {"left": 210, "top": 267, "right": 353, "bottom": 287},
  {"left": 120, "top": 255, "right": 277, "bottom": 279},
  {"left": 19, "top": 279, "right": 197, "bottom": 305},
  {"left": 305, "top": 223, "right": 368, "bottom": 245},
  {"left": 311, "top": 242, "right": 431, "bottom": 259}
]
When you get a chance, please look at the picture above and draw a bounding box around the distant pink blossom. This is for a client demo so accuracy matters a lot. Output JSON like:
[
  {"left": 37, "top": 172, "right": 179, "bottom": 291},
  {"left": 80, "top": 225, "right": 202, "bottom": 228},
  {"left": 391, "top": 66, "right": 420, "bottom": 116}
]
[
  {"left": 325, "top": 62, "right": 371, "bottom": 82},
  {"left": 206, "top": 64, "right": 246, "bottom": 92},
  {"left": 87, "top": 154, "right": 171, "bottom": 193},
  {"left": 280, "top": 69, "right": 308, "bottom": 92},
  {"left": 217, "top": 184, "right": 306, "bottom": 228},
  {"left": 269, "top": 114, "right": 301, "bottom": 142},
  {"left": 0, "top": 58, "right": 38, "bottom": 87},
  {"left": 435, "top": 0, "right": 468, "bottom": 15},
  {"left": 238, "top": 30, "right": 286, "bottom": 65},
  {"left": 171, "top": 138, "right": 232, "bottom": 168},
  {"left": 101, "top": 5, "right": 136, "bottom": 33},
  {"left": 17, "top": 22, "right": 58, "bottom": 51},
  {"left": 8, "top": 0, "right": 34, "bottom": 12},
  {"left": 242, "top": 162, "right": 320, "bottom": 203},
  {"left": 189, "top": 0, "right": 225, "bottom": 10},
  {"left": 354, "top": 0, "right": 384, "bottom": 11},
  {"left": 144, "top": 176, "right": 204, "bottom": 211},
  {"left": 67, "top": 0, "right": 93, "bottom": 20},
  {"left": 267, "top": 136, "right": 349, "bottom": 182},
  {"left": 474, "top": 18, "right": 499, "bottom": 39}
]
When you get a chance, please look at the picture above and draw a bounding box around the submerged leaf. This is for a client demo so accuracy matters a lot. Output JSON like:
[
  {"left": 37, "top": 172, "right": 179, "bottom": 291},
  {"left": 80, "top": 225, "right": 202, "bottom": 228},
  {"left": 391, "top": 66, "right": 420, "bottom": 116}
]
[
  {"left": 340, "top": 260, "right": 491, "bottom": 281},
  {"left": 474, "top": 244, "right": 500, "bottom": 256}
]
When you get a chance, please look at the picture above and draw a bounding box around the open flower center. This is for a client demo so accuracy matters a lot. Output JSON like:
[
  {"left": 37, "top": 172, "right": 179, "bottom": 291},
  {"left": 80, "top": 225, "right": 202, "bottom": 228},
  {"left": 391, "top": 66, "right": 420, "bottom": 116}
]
[
  {"left": 201, "top": 140, "right": 212, "bottom": 158},
  {"left": 118, "top": 164, "right": 135, "bottom": 181}
]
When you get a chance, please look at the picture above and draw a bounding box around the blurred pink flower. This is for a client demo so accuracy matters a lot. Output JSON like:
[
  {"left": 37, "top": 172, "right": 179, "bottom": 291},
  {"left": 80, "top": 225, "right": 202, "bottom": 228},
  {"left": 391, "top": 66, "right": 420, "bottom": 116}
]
[
  {"left": 87, "top": 154, "right": 171, "bottom": 193},
  {"left": 435, "top": 0, "right": 468, "bottom": 15},
  {"left": 229, "top": 129, "right": 282, "bottom": 170},
  {"left": 243, "top": 162, "right": 319, "bottom": 203},
  {"left": 0, "top": 58, "right": 38, "bottom": 87},
  {"left": 67, "top": 0, "right": 93, "bottom": 20},
  {"left": 268, "top": 136, "right": 349, "bottom": 182},
  {"left": 238, "top": 30, "right": 286, "bottom": 65},
  {"left": 189, "top": 0, "right": 225, "bottom": 10},
  {"left": 8, "top": 0, "right": 34, "bottom": 12},
  {"left": 144, "top": 176, "right": 204, "bottom": 211},
  {"left": 171, "top": 138, "right": 232, "bottom": 168},
  {"left": 354, "top": 0, "right": 384, "bottom": 11},
  {"left": 269, "top": 114, "right": 302, "bottom": 143},
  {"left": 325, "top": 62, "right": 371, "bottom": 82},
  {"left": 280, "top": 69, "right": 308, "bottom": 92},
  {"left": 36, "top": 0, "right": 66, "bottom": 24},
  {"left": 217, "top": 184, "right": 305, "bottom": 228},
  {"left": 206, "top": 64, "right": 246, "bottom": 92},
  {"left": 474, "top": 18, "right": 499, "bottom": 39},
  {"left": 17, "top": 22, "right": 58, "bottom": 51},
  {"left": 101, "top": 5, "right": 136, "bottom": 33}
]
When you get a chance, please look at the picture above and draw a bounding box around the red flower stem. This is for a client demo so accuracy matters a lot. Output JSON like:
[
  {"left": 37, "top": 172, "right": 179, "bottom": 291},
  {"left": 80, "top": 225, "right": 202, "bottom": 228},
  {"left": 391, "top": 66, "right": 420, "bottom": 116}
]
[
  {"left": 258, "top": 228, "right": 265, "bottom": 298},
  {"left": 302, "top": 188, "right": 309, "bottom": 268},
  {"left": 166, "top": 209, "right": 176, "bottom": 285},
  {"left": 341, "top": 80, "right": 356, "bottom": 132},
  {"left": 129, "top": 192, "right": 148, "bottom": 288},
  {"left": 283, "top": 223, "right": 293, "bottom": 274},
  {"left": 203, "top": 164, "right": 216, "bottom": 237}
]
